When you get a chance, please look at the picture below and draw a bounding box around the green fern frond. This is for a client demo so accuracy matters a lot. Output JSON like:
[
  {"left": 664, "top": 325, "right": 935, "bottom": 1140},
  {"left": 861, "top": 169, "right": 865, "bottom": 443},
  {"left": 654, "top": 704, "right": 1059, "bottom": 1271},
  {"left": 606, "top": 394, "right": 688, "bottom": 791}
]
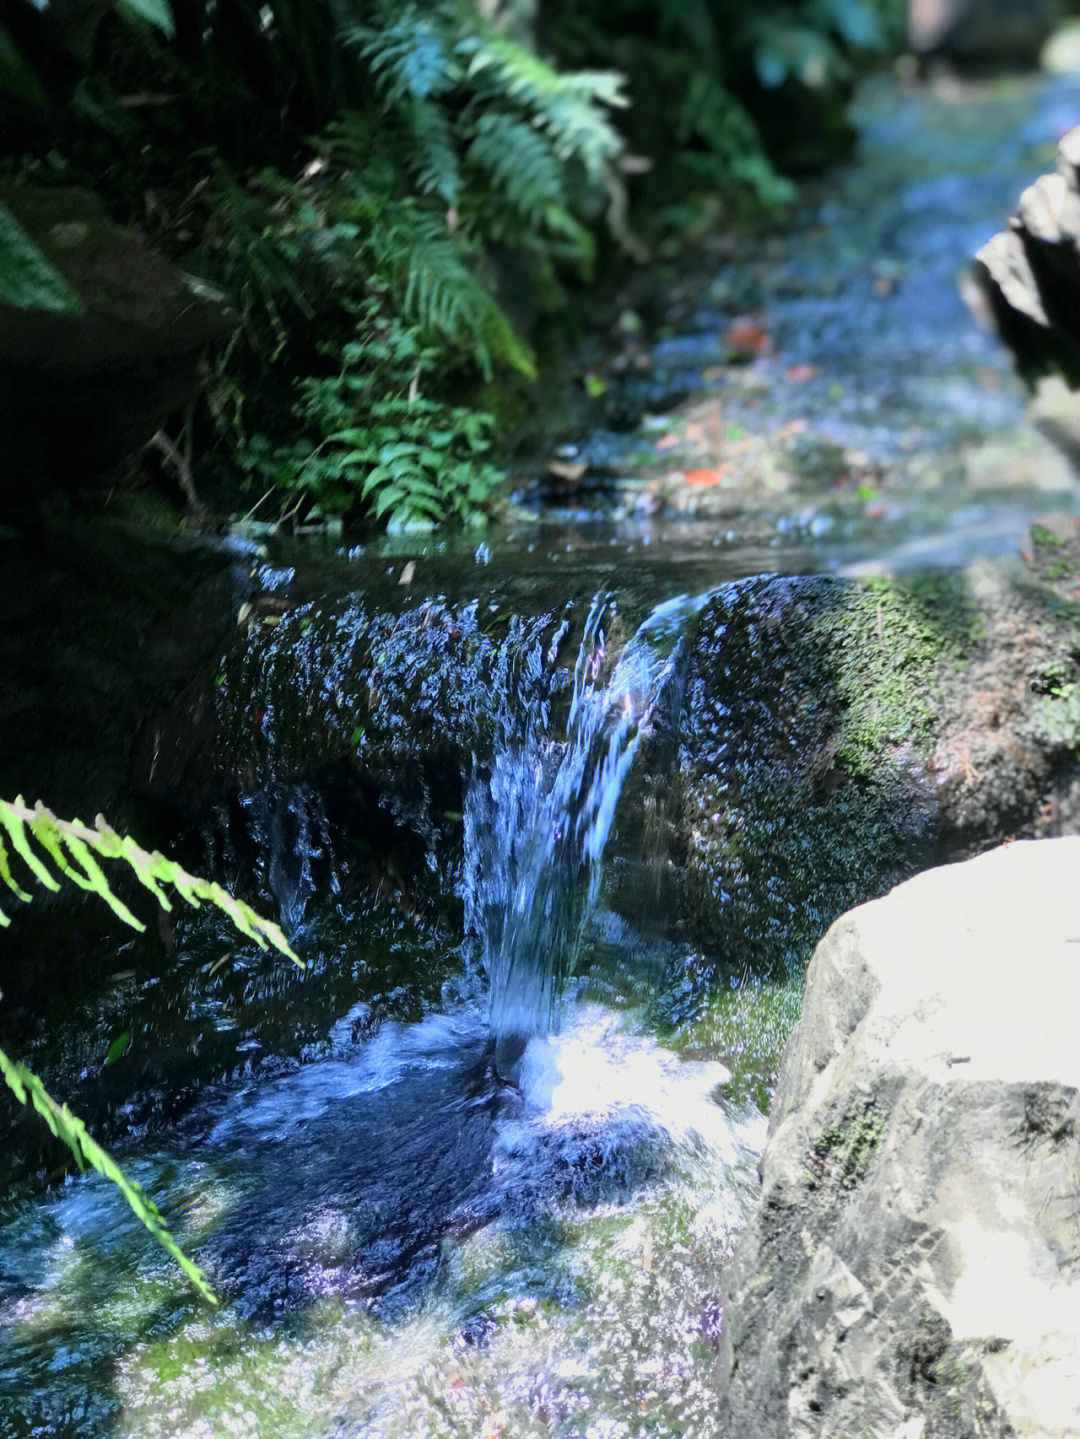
[
  {"left": 350, "top": 8, "right": 459, "bottom": 106},
  {"left": 370, "top": 205, "right": 534, "bottom": 377},
  {"left": 467, "top": 111, "right": 564, "bottom": 217},
  {"left": 0, "top": 205, "right": 84, "bottom": 313},
  {"left": 0, "top": 1046, "right": 217, "bottom": 1305},
  {"left": 404, "top": 97, "right": 460, "bottom": 206},
  {"left": 0, "top": 797, "right": 302, "bottom": 968},
  {"left": 0, "top": 795, "right": 304, "bottom": 1302},
  {"left": 460, "top": 30, "right": 626, "bottom": 183}
]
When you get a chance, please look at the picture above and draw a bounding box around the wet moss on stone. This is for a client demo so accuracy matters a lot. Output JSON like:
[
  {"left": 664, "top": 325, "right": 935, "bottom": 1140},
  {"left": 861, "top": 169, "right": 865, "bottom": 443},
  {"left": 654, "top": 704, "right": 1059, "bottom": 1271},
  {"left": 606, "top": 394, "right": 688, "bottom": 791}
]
[{"left": 674, "top": 572, "right": 982, "bottom": 975}]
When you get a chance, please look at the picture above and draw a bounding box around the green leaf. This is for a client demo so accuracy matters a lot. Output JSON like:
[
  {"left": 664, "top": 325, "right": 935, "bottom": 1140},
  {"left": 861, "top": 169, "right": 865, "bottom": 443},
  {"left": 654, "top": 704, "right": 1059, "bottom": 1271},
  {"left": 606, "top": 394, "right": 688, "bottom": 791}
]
[
  {"left": 0, "top": 1045, "right": 217, "bottom": 1304},
  {"left": 0, "top": 23, "right": 49, "bottom": 111},
  {"left": 116, "top": 0, "right": 176, "bottom": 40},
  {"left": 0, "top": 798, "right": 303, "bottom": 968},
  {"left": 0, "top": 206, "right": 84, "bottom": 314},
  {"left": 371, "top": 485, "right": 408, "bottom": 518},
  {"left": 104, "top": 1031, "right": 132, "bottom": 1067}
]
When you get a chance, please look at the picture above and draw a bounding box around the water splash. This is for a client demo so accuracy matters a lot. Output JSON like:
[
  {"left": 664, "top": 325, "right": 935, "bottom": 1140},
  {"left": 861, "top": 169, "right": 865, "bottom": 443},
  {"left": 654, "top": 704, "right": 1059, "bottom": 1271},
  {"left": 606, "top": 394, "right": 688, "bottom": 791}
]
[{"left": 464, "top": 590, "right": 712, "bottom": 1071}]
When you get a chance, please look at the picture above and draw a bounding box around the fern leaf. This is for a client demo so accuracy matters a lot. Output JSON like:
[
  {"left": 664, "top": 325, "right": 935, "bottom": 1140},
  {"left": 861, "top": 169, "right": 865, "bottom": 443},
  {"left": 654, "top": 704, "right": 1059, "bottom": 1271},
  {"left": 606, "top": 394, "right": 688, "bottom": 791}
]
[
  {"left": 354, "top": 10, "right": 458, "bottom": 107},
  {"left": 467, "top": 111, "right": 564, "bottom": 217},
  {"left": 0, "top": 1046, "right": 217, "bottom": 1305},
  {"left": 0, "top": 798, "right": 302, "bottom": 968},
  {"left": 405, "top": 97, "right": 460, "bottom": 206}
]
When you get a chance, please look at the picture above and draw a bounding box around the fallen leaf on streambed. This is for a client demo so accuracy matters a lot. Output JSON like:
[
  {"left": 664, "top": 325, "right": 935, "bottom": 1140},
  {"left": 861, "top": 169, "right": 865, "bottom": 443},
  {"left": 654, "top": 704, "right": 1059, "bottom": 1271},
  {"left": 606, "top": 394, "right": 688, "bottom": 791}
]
[
  {"left": 784, "top": 363, "right": 818, "bottom": 382},
  {"left": 725, "top": 320, "right": 771, "bottom": 358},
  {"left": 684, "top": 468, "right": 723, "bottom": 486},
  {"left": 398, "top": 561, "right": 416, "bottom": 586},
  {"left": 546, "top": 459, "right": 588, "bottom": 483}
]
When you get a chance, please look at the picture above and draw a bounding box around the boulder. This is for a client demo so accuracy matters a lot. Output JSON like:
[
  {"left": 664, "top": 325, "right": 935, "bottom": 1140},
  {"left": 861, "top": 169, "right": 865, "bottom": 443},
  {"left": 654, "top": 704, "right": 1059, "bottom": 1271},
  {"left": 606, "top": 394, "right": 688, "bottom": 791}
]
[
  {"left": 719, "top": 837, "right": 1080, "bottom": 1437},
  {"left": 908, "top": 0, "right": 1062, "bottom": 67},
  {"left": 653, "top": 560, "right": 1080, "bottom": 970},
  {"left": 0, "top": 183, "right": 235, "bottom": 505},
  {"left": 215, "top": 557, "right": 1080, "bottom": 966},
  {"left": 970, "top": 125, "right": 1080, "bottom": 392}
]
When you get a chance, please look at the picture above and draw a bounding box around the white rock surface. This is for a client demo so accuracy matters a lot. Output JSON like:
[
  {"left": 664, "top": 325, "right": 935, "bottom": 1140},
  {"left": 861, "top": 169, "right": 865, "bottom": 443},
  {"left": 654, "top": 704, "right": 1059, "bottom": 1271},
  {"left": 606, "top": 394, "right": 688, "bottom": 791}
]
[{"left": 719, "top": 838, "right": 1080, "bottom": 1437}]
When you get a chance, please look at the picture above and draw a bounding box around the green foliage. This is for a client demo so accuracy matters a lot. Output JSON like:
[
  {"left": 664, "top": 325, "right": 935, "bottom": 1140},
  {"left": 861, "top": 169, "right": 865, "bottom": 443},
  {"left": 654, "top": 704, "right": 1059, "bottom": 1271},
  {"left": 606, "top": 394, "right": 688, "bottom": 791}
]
[
  {"left": 0, "top": 797, "right": 303, "bottom": 966},
  {"left": 544, "top": 0, "right": 887, "bottom": 228},
  {"left": 0, "top": 205, "right": 84, "bottom": 312},
  {"left": 115, "top": 0, "right": 176, "bottom": 37},
  {"left": 0, "top": 1047, "right": 217, "bottom": 1304},
  {"left": 0, "top": 22, "right": 48, "bottom": 111},
  {"left": 0, "top": 795, "right": 302, "bottom": 1303},
  {"left": 242, "top": 303, "right": 503, "bottom": 527}
]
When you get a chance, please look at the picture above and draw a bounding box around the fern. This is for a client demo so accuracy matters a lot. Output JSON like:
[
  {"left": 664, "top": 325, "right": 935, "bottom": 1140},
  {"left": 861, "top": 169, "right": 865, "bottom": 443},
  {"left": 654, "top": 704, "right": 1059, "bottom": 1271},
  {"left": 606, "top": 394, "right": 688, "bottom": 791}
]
[
  {"left": 405, "top": 97, "right": 461, "bottom": 206},
  {"left": 368, "top": 202, "right": 534, "bottom": 377},
  {"left": 467, "top": 111, "right": 565, "bottom": 218},
  {"left": 0, "top": 1049, "right": 217, "bottom": 1304},
  {"left": 352, "top": 9, "right": 460, "bottom": 105},
  {"left": 0, "top": 205, "right": 84, "bottom": 313},
  {"left": 0, "top": 797, "right": 302, "bottom": 966},
  {"left": 460, "top": 30, "right": 627, "bottom": 183},
  {"left": 0, "top": 796, "right": 303, "bottom": 1303}
]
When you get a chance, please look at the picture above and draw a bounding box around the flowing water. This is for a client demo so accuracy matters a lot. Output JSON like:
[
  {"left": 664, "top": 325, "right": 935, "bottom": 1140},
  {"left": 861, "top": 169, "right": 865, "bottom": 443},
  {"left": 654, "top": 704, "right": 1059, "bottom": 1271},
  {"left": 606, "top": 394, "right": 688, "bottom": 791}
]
[
  {"left": 0, "top": 584, "right": 774, "bottom": 1439},
  {"left": 465, "top": 591, "right": 712, "bottom": 1072}
]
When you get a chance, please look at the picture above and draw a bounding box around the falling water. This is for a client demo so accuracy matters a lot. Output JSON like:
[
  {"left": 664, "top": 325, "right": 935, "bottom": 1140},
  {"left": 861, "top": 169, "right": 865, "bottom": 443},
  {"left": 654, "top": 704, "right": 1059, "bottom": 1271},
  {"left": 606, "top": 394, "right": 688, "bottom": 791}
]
[{"left": 463, "top": 589, "right": 713, "bottom": 1072}]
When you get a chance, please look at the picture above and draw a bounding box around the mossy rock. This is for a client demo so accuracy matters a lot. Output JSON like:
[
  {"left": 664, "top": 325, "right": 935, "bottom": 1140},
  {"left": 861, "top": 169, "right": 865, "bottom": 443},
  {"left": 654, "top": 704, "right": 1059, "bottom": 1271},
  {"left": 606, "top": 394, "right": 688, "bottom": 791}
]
[{"left": 667, "top": 572, "right": 979, "bottom": 973}]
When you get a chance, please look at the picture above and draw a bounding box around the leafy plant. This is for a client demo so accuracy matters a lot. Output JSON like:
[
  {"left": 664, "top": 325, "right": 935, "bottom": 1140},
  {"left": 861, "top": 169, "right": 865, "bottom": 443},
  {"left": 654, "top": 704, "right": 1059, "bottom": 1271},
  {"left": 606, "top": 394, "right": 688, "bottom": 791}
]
[
  {"left": 242, "top": 303, "right": 503, "bottom": 528},
  {"left": 0, "top": 205, "right": 84, "bottom": 312},
  {"left": 0, "top": 797, "right": 302, "bottom": 1303},
  {"left": 0, "top": 797, "right": 303, "bottom": 962}
]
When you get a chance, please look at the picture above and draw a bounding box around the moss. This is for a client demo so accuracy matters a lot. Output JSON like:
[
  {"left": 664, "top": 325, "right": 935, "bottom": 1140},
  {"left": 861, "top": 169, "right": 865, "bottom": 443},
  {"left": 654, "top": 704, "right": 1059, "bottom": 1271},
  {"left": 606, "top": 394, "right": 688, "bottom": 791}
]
[
  {"left": 808, "top": 1099, "right": 885, "bottom": 1191},
  {"left": 663, "top": 976, "right": 803, "bottom": 1111},
  {"left": 676, "top": 572, "right": 974, "bottom": 972},
  {"left": 809, "top": 572, "right": 982, "bottom": 776}
]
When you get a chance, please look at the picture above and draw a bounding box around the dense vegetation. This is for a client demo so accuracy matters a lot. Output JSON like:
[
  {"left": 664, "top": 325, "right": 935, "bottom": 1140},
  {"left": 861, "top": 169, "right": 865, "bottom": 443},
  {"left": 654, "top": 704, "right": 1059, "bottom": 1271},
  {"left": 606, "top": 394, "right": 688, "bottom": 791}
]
[{"left": 1, "top": 0, "right": 893, "bottom": 527}]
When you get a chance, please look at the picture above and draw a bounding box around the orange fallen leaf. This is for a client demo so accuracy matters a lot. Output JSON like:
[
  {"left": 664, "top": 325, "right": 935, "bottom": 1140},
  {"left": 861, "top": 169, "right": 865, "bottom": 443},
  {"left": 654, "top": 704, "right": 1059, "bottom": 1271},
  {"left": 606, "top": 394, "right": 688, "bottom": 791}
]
[
  {"left": 725, "top": 320, "right": 771, "bottom": 358},
  {"left": 784, "top": 363, "right": 818, "bottom": 382},
  {"left": 685, "top": 468, "right": 722, "bottom": 486}
]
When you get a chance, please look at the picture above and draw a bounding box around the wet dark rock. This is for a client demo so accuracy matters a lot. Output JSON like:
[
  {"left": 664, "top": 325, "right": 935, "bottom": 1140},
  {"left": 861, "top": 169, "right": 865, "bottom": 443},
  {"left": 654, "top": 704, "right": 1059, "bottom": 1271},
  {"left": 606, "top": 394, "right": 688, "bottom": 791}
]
[
  {"left": 0, "top": 183, "right": 235, "bottom": 505},
  {"left": 719, "top": 837, "right": 1080, "bottom": 1436},
  {"left": 656, "top": 562, "right": 1080, "bottom": 971},
  {"left": 218, "top": 559, "right": 1080, "bottom": 983},
  {"left": 908, "top": 0, "right": 1062, "bottom": 68},
  {"left": 0, "top": 517, "right": 254, "bottom": 825}
]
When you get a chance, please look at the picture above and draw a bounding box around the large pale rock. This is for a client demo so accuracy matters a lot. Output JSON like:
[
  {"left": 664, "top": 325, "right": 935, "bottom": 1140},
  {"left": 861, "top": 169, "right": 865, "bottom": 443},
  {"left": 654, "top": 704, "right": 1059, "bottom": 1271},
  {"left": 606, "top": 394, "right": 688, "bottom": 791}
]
[
  {"left": 720, "top": 838, "right": 1080, "bottom": 1437},
  {"left": 971, "top": 126, "right": 1080, "bottom": 396},
  {"left": 909, "top": 0, "right": 1061, "bottom": 66}
]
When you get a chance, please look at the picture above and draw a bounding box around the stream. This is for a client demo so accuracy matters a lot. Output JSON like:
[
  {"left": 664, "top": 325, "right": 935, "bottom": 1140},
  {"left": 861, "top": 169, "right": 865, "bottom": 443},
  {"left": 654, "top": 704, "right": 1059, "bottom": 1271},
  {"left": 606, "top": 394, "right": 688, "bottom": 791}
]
[{"left": 3, "top": 67, "right": 1080, "bottom": 1439}]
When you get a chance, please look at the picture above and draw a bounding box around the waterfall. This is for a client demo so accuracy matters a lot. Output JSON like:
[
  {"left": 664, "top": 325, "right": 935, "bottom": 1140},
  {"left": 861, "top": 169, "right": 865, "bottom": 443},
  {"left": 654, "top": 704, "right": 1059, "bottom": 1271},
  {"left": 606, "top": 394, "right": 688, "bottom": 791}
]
[{"left": 463, "top": 590, "right": 711, "bottom": 1073}]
